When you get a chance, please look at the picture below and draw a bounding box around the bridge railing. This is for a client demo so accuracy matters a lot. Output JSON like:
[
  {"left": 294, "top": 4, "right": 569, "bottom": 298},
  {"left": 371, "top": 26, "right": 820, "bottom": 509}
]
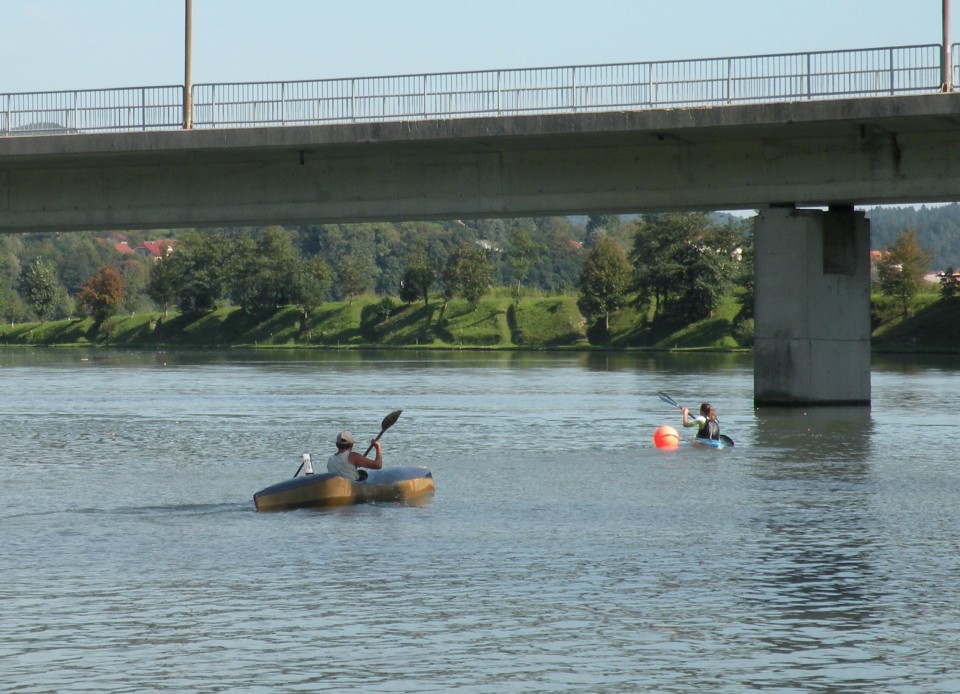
[
  {"left": 1, "top": 86, "right": 184, "bottom": 135},
  {"left": 0, "top": 44, "right": 951, "bottom": 136},
  {"left": 190, "top": 44, "right": 943, "bottom": 127}
]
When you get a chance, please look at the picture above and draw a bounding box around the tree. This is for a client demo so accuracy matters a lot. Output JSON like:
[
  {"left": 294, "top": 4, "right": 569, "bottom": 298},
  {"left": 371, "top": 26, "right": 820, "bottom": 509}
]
[
  {"left": 118, "top": 257, "right": 152, "bottom": 315},
  {"left": 442, "top": 242, "right": 494, "bottom": 308},
  {"left": 399, "top": 259, "right": 435, "bottom": 306},
  {"left": 231, "top": 227, "right": 300, "bottom": 317},
  {"left": 584, "top": 214, "right": 621, "bottom": 248},
  {"left": 336, "top": 252, "right": 376, "bottom": 302},
  {"left": 528, "top": 216, "right": 584, "bottom": 292},
  {"left": 77, "top": 265, "right": 125, "bottom": 323},
  {"left": 293, "top": 255, "right": 333, "bottom": 321},
  {"left": 174, "top": 232, "right": 233, "bottom": 314},
  {"left": 147, "top": 249, "right": 179, "bottom": 317},
  {"left": 577, "top": 235, "right": 632, "bottom": 334},
  {"left": 0, "top": 273, "right": 28, "bottom": 324},
  {"left": 875, "top": 228, "right": 933, "bottom": 317},
  {"left": 55, "top": 234, "right": 107, "bottom": 295},
  {"left": 630, "top": 213, "right": 740, "bottom": 323},
  {"left": 504, "top": 226, "right": 541, "bottom": 301},
  {"left": 17, "top": 257, "right": 60, "bottom": 322}
]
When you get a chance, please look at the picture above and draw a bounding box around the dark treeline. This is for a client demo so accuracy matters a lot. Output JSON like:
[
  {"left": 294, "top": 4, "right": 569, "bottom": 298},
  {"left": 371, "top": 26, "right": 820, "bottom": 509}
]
[{"left": 867, "top": 203, "right": 960, "bottom": 269}]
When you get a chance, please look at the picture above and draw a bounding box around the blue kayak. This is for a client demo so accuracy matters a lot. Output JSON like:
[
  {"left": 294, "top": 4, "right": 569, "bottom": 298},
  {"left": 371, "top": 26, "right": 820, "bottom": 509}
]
[{"left": 690, "top": 435, "right": 734, "bottom": 449}]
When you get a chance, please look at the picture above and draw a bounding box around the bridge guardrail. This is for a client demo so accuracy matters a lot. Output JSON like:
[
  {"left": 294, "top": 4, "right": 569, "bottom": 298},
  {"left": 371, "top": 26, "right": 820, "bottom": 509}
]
[
  {"left": 0, "top": 44, "right": 952, "bottom": 136},
  {"left": 1, "top": 86, "right": 184, "bottom": 136}
]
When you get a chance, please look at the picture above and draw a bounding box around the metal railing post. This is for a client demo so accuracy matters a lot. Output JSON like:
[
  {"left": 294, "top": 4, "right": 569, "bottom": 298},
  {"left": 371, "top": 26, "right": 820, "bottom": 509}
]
[
  {"left": 571, "top": 67, "right": 577, "bottom": 111},
  {"left": 889, "top": 47, "right": 896, "bottom": 95},
  {"left": 726, "top": 58, "right": 732, "bottom": 104},
  {"left": 647, "top": 64, "right": 654, "bottom": 107},
  {"left": 943, "top": 0, "right": 953, "bottom": 91},
  {"left": 183, "top": 0, "right": 193, "bottom": 129}
]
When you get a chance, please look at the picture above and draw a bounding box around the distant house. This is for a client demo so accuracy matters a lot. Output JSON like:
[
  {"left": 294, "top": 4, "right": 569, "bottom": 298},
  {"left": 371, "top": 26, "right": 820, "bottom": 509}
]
[
  {"left": 565, "top": 239, "right": 584, "bottom": 251},
  {"left": 100, "top": 235, "right": 176, "bottom": 260},
  {"left": 933, "top": 269, "right": 960, "bottom": 284},
  {"left": 135, "top": 240, "right": 176, "bottom": 259}
]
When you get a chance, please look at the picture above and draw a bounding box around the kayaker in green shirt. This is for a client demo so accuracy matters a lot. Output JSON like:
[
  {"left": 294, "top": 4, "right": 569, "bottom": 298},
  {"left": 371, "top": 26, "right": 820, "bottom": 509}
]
[{"left": 682, "top": 403, "right": 721, "bottom": 441}]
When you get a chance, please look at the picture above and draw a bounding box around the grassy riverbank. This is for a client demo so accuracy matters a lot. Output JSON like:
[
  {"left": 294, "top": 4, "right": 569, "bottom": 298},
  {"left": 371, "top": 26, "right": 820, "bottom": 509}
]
[{"left": 0, "top": 291, "right": 956, "bottom": 352}]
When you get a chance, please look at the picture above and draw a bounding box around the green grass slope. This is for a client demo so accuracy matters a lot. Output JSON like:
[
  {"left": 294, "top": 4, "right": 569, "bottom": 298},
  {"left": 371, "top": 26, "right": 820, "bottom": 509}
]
[{"left": 1, "top": 290, "right": 954, "bottom": 353}]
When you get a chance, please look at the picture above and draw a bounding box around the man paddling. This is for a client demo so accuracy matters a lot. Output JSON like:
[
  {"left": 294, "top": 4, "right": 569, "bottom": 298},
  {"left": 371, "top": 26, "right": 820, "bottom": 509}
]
[
  {"left": 682, "top": 403, "right": 721, "bottom": 441},
  {"left": 327, "top": 431, "right": 383, "bottom": 481}
]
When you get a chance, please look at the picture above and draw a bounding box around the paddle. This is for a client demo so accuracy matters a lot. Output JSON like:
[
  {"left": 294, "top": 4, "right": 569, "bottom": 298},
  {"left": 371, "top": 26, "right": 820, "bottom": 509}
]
[
  {"left": 657, "top": 391, "right": 734, "bottom": 447},
  {"left": 362, "top": 409, "right": 403, "bottom": 457},
  {"left": 292, "top": 409, "right": 403, "bottom": 477}
]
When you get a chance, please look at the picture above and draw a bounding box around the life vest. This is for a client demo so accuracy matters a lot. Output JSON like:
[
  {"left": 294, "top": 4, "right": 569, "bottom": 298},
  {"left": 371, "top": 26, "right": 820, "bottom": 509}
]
[{"left": 697, "top": 419, "right": 720, "bottom": 441}]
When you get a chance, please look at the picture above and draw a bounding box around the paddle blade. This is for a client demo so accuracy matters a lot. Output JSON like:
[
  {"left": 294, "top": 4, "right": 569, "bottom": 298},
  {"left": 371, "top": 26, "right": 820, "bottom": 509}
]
[
  {"left": 657, "top": 391, "right": 681, "bottom": 410},
  {"left": 720, "top": 434, "right": 735, "bottom": 448},
  {"left": 362, "top": 409, "right": 403, "bottom": 457},
  {"left": 380, "top": 409, "right": 402, "bottom": 431}
]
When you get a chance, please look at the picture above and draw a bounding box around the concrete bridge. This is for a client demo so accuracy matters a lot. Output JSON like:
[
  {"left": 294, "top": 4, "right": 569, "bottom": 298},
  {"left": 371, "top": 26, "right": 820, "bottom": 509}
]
[{"left": 3, "top": 43, "right": 960, "bottom": 406}]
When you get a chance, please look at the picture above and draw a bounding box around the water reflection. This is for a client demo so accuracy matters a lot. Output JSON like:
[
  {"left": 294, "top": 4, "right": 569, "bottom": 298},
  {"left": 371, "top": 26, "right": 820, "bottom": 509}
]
[
  {"left": 741, "top": 406, "right": 888, "bottom": 688},
  {"left": 752, "top": 406, "right": 874, "bottom": 477}
]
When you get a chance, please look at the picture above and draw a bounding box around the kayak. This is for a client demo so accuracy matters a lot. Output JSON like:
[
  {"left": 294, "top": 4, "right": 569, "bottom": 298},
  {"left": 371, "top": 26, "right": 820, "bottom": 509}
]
[
  {"left": 690, "top": 436, "right": 733, "bottom": 449},
  {"left": 253, "top": 466, "right": 435, "bottom": 512},
  {"left": 691, "top": 438, "right": 725, "bottom": 449}
]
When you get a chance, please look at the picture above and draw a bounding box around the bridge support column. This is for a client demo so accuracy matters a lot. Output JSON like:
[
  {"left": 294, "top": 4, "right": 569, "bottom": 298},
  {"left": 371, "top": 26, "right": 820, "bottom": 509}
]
[{"left": 754, "top": 206, "right": 871, "bottom": 406}]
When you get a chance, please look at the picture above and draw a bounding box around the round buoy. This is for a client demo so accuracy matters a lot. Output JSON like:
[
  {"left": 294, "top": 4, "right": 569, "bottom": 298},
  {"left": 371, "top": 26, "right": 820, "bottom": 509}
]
[{"left": 653, "top": 425, "right": 680, "bottom": 450}]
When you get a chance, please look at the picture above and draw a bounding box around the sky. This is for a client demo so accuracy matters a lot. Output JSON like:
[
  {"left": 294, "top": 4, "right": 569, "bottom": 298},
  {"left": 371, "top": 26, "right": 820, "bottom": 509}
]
[{"left": 0, "top": 0, "right": 956, "bottom": 93}]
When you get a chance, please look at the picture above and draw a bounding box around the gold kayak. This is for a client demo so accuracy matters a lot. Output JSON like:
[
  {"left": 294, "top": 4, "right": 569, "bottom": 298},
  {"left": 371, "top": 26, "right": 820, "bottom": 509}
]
[{"left": 253, "top": 466, "right": 435, "bottom": 512}]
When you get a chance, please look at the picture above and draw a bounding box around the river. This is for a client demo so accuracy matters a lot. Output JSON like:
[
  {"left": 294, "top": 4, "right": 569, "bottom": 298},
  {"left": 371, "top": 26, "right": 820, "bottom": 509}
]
[{"left": 2, "top": 349, "right": 958, "bottom": 693}]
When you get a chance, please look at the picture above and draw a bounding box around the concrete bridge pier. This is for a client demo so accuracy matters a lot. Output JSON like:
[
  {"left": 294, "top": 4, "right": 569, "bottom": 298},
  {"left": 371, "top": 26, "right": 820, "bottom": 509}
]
[{"left": 753, "top": 206, "right": 871, "bottom": 406}]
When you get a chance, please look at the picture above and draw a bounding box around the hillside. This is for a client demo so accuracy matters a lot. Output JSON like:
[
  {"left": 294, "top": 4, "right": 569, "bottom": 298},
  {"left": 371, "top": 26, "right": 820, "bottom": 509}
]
[{"left": 4, "top": 290, "right": 954, "bottom": 353}]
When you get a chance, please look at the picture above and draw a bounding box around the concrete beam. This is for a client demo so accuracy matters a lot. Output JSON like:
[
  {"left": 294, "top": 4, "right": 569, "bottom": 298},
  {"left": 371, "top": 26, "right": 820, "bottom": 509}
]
[{"left": 3, "top": 94, "right": 960, "bottom": 231}]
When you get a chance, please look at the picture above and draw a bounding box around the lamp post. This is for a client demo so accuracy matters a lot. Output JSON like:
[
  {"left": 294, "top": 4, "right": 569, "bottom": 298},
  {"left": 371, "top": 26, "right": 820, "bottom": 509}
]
[
  {"left": 183, "top": 0, "right": 193, "bottom": 128},
  {"left": 943, "top": 0, "right": 952, "bottom": 91}
]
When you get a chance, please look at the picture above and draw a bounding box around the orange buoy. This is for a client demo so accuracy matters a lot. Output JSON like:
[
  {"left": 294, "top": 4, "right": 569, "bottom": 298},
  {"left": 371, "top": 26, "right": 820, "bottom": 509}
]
[{"left": 653, "top": 425, "right": 680, "bottom": 450}]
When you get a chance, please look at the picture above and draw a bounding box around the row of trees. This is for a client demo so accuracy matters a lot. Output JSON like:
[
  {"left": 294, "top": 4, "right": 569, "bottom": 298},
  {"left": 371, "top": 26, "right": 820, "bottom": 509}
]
[
  {"left": 3, "top": 211, "right": 950, "bottom": 334},
  {"left": 0, "top": 217, "right": 594, "bottom": 324},
  {"left": 2, "top": 214, "right": 752, "bottom": 332},
  {"left": 577, "top": 213, "right": 750, "bottom": 335}
]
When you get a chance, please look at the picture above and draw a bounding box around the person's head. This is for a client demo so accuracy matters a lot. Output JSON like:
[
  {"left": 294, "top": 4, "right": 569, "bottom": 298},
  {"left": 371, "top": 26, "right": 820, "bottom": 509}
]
[
  {"left": 700, "top": 403, "right": 716, "bottom": 420},
  {"left": 335, "top": 431, "right": 354, "bottom": 450}
]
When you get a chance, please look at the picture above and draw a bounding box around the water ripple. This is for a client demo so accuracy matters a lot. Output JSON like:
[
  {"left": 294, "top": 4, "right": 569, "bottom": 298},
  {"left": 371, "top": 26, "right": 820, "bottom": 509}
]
[{"left": 2, "top": 351, "right": 959, "bottom": 692}]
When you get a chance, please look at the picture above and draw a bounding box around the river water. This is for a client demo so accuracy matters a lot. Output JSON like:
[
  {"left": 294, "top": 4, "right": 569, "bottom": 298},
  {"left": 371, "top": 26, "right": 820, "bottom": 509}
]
[{"left": 2, "top": 349, "right": 958, "bottom": 693}]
